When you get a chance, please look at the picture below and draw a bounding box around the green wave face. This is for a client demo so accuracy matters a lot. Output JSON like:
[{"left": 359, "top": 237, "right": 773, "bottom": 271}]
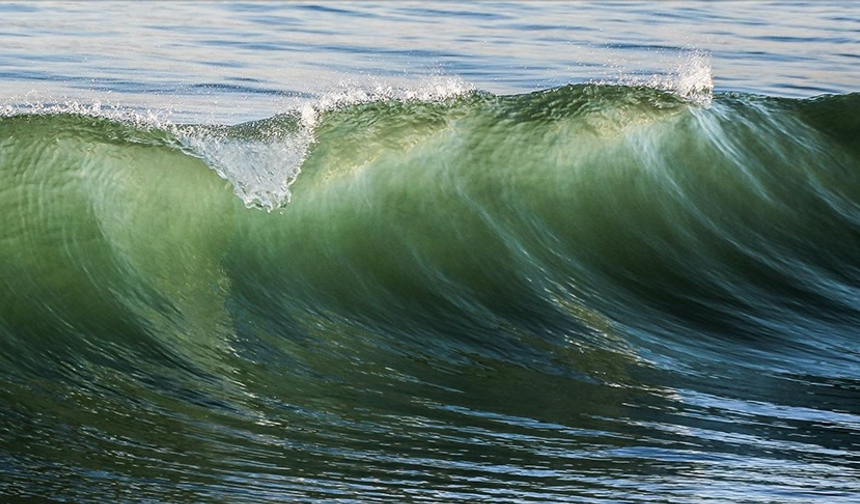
[
  {"left": 4, "top": 87, "right": 860, "bottom": 358},
  {"left": 0, "top": 114, "right": 238, "bottom": 369},
  {"left": 2, "top": 86, "right": 860, "bottom": 502}
]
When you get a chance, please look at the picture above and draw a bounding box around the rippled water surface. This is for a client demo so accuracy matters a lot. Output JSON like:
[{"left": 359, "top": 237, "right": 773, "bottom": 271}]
[{"left": 2, "top": 1, "right": 859, "bottom": 120}]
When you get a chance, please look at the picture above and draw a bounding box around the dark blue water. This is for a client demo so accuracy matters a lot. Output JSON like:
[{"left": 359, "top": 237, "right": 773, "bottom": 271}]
[{"left": 2, "top": 3, "right": 860, "bottom": 503}]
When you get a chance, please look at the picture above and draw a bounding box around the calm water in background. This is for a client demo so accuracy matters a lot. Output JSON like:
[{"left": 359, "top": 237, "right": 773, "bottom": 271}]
[
  {"left": 2, "top": 2, "right": 860, "bottom": 503},
  {"left": 2, "top": 2, "right": 859, "bottom": 122}
]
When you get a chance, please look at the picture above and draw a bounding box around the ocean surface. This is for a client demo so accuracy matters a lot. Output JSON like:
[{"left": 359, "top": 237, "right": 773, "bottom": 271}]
[{"left": 2, "top": 2, "right": 860, "bottom": 502}]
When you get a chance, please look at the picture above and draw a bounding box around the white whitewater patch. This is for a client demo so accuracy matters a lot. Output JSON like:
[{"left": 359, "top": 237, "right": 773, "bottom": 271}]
[
  {"left": 596, "top": 50, "right": 714, "bottom": 106},
  {"left": 649, "top": 50, "right": 714, "bottom": 105},
  {"left": 174, "top": 123, "right": 311, "bottom": 211}
]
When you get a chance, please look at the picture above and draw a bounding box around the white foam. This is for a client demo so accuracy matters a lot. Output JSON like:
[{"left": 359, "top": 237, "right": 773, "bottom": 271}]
[
  {"left": 0, "top": 91, "right": 186, "bottom": 130},
  {"left": 299, "top": 75, "right": 474, "bottom": 128},
  {"left": 649, "top": 50, "right": 714, "bottom": 105},
  {"left": 175, "top": 123, "right": 311, "bottom": 211},
  {"left": 595, "top": 50, "right": 714, "bottom": 105}
]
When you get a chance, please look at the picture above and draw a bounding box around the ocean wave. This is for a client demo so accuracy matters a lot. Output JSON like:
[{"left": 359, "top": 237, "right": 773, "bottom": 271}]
[
  {"left": 2, "top": 84, "right": 860, "bottom": 502},
  {"left": 3, "top": 85, "right": 860, "bottom": 363}
]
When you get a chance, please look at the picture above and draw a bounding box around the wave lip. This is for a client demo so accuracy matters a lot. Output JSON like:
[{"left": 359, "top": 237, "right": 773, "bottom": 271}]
[{"left": 591, "top": 49, "right": 715, "bottom": 105}]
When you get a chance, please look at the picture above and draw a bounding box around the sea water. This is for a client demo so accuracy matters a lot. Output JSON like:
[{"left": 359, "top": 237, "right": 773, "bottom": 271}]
[{"left": 1, "top": 2, "right": 860, "bottom": 503}]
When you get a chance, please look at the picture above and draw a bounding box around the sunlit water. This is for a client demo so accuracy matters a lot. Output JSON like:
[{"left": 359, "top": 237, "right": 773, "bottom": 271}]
[{"left": 2, "top": 1, "right": 859, "bottom": 122}]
